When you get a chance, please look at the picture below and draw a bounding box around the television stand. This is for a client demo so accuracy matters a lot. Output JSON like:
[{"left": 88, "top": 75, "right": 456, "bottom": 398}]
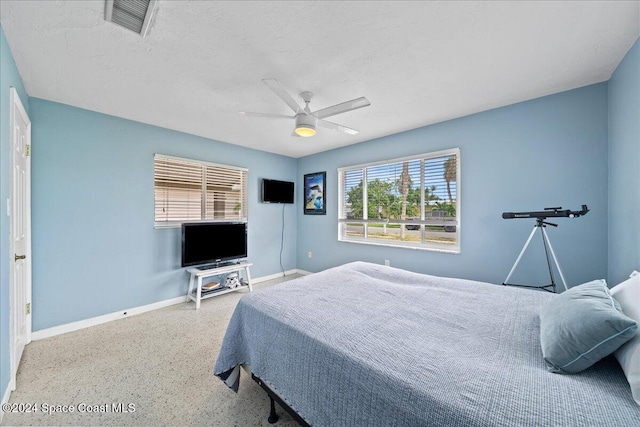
[
  {"left": 198, "top": 260, "right": 239, "bottom": 270},
  {"left": 186, "top": 262, "right": 253, "bottom": 309}
]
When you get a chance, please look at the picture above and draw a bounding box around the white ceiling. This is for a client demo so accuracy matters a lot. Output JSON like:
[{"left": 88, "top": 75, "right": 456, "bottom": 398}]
[{"left": 1, "top": 1, "right": 638, "bottom": 158}]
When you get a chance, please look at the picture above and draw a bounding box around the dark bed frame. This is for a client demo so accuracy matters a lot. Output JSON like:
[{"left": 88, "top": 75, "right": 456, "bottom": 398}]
[{"left": 251, "top": 373, "right": 311, "bottom": 426}]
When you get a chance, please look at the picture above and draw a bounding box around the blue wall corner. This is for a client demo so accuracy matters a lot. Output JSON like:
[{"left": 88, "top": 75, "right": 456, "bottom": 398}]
[
  {"left": 608, "top": 37, "right": 640, "bottom": 286},
  {"left": 296, "top": 83, "right": 610, "bottom": 287},
  {"left": 28, "top": 98, "right": 298, "bottom": 330}
]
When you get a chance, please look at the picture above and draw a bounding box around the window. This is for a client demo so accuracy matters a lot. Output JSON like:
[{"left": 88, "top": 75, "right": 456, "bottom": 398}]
[
  {"left": 154, "top": 154, "right": 248, "bottom": 226},
  {"left": 338, "top": 148, "right": 460, "bottom": 253}
]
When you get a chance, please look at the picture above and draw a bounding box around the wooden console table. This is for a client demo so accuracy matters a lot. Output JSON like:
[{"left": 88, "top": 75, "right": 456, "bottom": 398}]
[{"left": 186, "top": 262, "right": 253, "bottom": 309}]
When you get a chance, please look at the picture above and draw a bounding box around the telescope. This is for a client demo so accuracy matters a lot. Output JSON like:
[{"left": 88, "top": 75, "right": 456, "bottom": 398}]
[
  {"left": 502, "top": 205, "right": 589, "bottom": 220},
  {"left": 501, "top": 204, "right": 589, "bottom": 293}
]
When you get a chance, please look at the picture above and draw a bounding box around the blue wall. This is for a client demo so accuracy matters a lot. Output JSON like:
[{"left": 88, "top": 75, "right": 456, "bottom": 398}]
[
  {"left": 0, "top": 25, "right": 30, "bottom": 406},
  {"left": 608, "top": 38, "right": 640, "bottom": 286},
  {"left": 29, "top": 99, "right": 298, "bottom": 331},
  {"left": 297, "top": 84, "right": 609, "bottom": 288}
]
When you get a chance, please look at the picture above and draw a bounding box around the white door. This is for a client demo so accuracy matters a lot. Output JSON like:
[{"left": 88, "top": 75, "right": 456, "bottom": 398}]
[{"left": 9, "top": 87, "right": 31, "bottom": 391}]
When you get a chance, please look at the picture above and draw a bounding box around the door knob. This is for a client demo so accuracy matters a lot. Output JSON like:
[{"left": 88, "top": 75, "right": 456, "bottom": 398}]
[{"left": 15, "top": 254, "right": 26, "bottom": 261}]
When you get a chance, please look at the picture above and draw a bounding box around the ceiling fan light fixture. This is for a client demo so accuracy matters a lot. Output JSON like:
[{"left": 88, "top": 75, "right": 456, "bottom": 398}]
[
  {"left": 295, "top": 124, "right": 316, "bottom": 137},
  {"left": 294, "top": 113, "right": 317, "bottom": 137},
  {"left": 241, "top": 79, "right": 369, "bottom": 137}
]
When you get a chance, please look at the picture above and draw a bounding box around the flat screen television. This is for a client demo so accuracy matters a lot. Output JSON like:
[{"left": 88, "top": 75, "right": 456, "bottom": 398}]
[
  {"left": 262, "top": 179, "right": 294, "bottom": 204},
  {"left": 181, "top": 222, "right": 248, "bottom": 267}
]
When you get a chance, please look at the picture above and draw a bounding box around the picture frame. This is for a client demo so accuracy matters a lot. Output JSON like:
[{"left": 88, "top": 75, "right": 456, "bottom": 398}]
[{"left": 303, "top": 171, "right": 326, "bottom": 215}]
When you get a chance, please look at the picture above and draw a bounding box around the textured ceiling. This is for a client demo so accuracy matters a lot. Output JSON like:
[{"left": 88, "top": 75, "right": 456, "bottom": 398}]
[{"left": 1, "top": 1, "right": 638, "bottom": 158}]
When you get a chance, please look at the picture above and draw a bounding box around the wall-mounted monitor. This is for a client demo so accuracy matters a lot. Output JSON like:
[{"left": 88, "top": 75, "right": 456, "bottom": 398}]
[{"left": 262, "top": 179, "right": 294, "bottom": 204}]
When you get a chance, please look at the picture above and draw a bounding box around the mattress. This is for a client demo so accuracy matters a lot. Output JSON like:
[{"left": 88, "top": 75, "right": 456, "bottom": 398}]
[{"left": 214, "top": 261, "right": 640, "bottom": 426}]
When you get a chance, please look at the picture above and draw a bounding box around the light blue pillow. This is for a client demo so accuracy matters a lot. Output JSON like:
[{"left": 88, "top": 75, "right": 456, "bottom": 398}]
[{"left": 539, "top": 279, "right": 638, "bottom": 374}]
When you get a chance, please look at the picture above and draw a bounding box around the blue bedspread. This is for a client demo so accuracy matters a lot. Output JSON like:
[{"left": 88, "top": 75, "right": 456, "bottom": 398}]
[{"left": 214, "top": 262, "right": 640, "bottom": 426}]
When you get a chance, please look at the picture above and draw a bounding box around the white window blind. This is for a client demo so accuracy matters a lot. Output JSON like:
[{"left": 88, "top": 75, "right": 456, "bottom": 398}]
[
  {"left": 154, "top": 154, "right": 248, "bottom": 225},
  {"left": 338, "top": 148, "right": 460, "bottom": 253}
]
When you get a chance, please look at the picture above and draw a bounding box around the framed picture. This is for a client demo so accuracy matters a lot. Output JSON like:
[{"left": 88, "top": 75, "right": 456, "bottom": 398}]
[{"left": 303, "top": 171, "right": 326, "bottom": 215}]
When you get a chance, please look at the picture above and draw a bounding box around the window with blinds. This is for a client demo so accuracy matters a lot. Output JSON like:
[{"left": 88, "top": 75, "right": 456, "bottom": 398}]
[
  {"left": 338, "top": 148, "right": 460, "bottom": 253},
  {"left": 154, "top": 154, "right": 248, "bottom": 226}
]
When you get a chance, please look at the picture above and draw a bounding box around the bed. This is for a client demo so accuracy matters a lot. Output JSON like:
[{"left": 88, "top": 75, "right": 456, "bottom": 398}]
[{"left": 214, "top": 261, "right": 640, "bottom": 426}]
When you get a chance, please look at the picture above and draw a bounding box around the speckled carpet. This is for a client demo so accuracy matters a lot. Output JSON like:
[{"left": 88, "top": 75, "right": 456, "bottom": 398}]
[{"left": 2, "top": 275, "right": 302, "bottom": 427}]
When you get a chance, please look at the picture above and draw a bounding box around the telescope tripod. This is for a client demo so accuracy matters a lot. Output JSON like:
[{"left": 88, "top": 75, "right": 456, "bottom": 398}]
[{"left": 503, "top": 218, "right": 568, "bottom": 293}]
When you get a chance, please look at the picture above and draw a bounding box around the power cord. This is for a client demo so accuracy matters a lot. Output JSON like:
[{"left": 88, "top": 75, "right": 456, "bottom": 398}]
[{"left": 280, "top": 203, "right": 286, "bottom": 276}]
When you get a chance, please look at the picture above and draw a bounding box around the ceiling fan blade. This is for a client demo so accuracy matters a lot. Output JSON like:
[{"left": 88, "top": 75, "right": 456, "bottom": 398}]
[
  {"left": 313, "top": 97, "right": 370, "bottom": 120},
  {"left": 317, "top": 119, "right": 359, "bottom": 135},
  {"left": 262, "top": 78, "right": 303, "bottom": 114},
  {"left": 239, "top": 112, "right": 295, "bottom": 119}
]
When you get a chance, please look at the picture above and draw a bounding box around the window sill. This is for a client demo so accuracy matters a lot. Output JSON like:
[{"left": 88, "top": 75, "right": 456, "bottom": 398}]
[
  {"left": 154, "top": 223, "right": 181, "bottom": 229},
  {"left": 338, "top": 237, "right": 460, "bottom": 254}
]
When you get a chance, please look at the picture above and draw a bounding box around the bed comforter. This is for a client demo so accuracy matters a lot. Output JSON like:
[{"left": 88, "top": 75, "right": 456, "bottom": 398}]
[{"left": 214, "top": 261, "right": 640, "bottom": 426}]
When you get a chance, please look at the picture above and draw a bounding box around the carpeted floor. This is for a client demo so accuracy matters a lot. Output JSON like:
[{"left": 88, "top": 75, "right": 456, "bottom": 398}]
[{"left": 2, "top": 275, "right": 302, "bottom": 426}]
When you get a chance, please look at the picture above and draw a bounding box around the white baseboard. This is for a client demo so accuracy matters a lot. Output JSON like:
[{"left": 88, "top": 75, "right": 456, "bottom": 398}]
[
  {"left": 31, "top": 295, "right": 187, "bottom": 341},
  {"left": 31, "top": 269, "right": 311, "bottom": 341},
  {"left": 252, "top": 269, "right": 299, "bottom": 284},
  {"left": 1, "top": 382, "right": 11, "bottom": 423},
  {"left": 295, "top": 269, "right": 313, "bottom": 276}
]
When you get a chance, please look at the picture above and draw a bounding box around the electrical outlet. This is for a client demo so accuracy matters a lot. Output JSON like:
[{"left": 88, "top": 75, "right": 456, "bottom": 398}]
[
  {"left": 308, "top": 251, "right": 312, "bottom": 258},
  {"left": 384, "top": 260, "right": 390, "bottom": 266}
]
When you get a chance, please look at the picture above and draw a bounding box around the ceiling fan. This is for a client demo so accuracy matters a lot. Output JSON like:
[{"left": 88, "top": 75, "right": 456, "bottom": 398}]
[{"left": 240, "top": 78, "right": 370, "bottom": 137}]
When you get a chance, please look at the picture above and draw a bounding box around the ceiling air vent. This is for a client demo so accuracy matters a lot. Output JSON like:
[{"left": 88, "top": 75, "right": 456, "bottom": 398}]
[{"left": 105, "top": 0, "right": 158, "bottom": 37}]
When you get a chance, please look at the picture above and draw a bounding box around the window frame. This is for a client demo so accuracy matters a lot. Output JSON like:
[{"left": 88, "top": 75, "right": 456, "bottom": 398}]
[
  {"left": 337, "top": 148, "right": 460, "bottom": 253},
  {"left": 154, "top": 154, "right": 248, "bottom": 229}
]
